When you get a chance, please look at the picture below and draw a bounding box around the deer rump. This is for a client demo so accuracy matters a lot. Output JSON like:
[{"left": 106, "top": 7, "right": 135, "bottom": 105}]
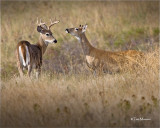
[{"left": 17, "top": 41, "right": 42, "bottom": 69}]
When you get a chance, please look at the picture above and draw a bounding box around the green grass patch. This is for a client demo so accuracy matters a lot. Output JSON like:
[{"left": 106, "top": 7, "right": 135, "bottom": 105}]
[{"left": 153, "top": 27, "right": 159, "bottom": 36}]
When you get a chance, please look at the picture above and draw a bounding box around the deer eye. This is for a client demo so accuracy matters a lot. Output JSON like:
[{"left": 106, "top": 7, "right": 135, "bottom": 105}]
[
  {"left": 46, "top": 33, "right": 50, "bottom": 36},
  {"left": 75, "top": 28, "right": 78, "bottom": 31}
]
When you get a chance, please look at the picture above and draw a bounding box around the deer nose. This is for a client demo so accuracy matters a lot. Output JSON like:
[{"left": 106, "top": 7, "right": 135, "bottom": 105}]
[
  {"left": 65, "top": 29, "right": 69, "bottom": 33},
  {"left": 54, "top": 40, "right": 57, "bottom": 43}
]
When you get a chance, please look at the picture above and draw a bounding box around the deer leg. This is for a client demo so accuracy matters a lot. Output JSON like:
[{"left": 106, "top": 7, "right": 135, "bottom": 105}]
[
  {"left": 93, "top": 70, "right": 97, "bottom": 76},
  {"left": 17, "top": 61, "right": 24, "bottom": 77},
  {"left": 27, "top": 65, "right": 32, "bottom": 77},
  {"left": 18, "top": 66, "right": 24, "bottom": 77},
  {"left": 36, "top": 67, "right": 41, "bottom": 79}
]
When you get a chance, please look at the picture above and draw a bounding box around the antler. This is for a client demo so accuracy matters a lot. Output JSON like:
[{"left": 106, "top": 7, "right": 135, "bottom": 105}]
[
  {"left": 37, "top": 17, "right": 46, "bottom": 26},
  {"left": 37, "top": 17, "right": 48, "bottom": 29},
  {"left": 48, "top": 19, "right": 60, "bottom": 30}
]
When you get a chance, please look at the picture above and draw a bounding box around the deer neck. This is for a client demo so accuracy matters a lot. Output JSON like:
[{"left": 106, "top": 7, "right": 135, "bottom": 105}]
[
  {"left": 79, "top": 33, "right": 93, "bottom": 55},
  {"left": 37, "top": 36, "right": 48, "bottom": 55}
]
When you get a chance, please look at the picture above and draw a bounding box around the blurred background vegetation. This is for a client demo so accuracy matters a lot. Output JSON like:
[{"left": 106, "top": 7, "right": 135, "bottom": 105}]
[
  {"left": 1, "top": 1, "right": 159, "bottom": 80},
  {"left": 1, "top": 1, "right": 159, "bottom": 127}
]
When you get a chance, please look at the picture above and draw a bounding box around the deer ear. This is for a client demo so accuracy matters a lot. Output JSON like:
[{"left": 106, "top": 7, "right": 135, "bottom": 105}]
[
  {"left": 37, "top": 26, "right": 43, "bottom": 33},
  {"left": 82, "top": 24, "right": 87, "bottom": 33}
]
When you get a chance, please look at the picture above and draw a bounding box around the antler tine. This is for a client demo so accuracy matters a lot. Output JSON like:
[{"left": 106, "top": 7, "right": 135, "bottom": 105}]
[
  {"left": 40, "top": 18, "right": 42, "bottom": 24},
  {"left": 50, "top": 19, "right": 53, "bottom": 24},
  {"left": 40, "top": 18, "right": 46, "bottom": 25},
  {"left": 37, "top": 17, "right": 39, "bottom": 24},
  {"left": 49, "top": 18, "right": 60, "bottom": 30},
  {"left": 37, "top": 17, "right": 46, "bottom": 26}
]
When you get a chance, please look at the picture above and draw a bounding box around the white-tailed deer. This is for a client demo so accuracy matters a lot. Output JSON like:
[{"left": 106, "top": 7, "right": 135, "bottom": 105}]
[
  {"left": 16, "top": 18, "right": 60, "bottom": 78},
  {"left": 65, "top": 24, "right": 144, "bottom": 74}
]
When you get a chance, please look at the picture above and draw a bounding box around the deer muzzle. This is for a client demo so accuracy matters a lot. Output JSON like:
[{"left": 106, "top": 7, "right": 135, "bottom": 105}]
[{"left": 65, "top": 29, "right": 69, "bottom": 33}]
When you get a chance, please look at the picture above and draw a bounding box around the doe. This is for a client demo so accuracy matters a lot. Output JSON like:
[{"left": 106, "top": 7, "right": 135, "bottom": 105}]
[{"left": 65, "top": 24, "right": 143, "bottom": 74}]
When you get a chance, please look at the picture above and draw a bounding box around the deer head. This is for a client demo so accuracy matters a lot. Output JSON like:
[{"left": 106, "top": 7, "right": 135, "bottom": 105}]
[
  {"left": 65, "top": 24, "right": 88, "bottom": 38},
  {"left": 37, "top": 18, "right": 60, "bottom": 44}
]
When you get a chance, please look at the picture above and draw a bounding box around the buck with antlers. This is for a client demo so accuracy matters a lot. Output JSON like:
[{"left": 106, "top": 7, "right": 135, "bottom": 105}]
[
  {"left": 16, "top": 18, "right": 60, "bottom": 78},
  {"left": 65, "top": 24, "right": 143, "bottom": 74}
]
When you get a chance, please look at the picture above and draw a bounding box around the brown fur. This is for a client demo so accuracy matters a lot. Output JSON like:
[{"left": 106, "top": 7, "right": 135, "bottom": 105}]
[
  {"left": 17, "top": 41, "right": 30, "bottom": 65},
  {"left": 16, "top": 20, "right": 59, "bottom": 78},
  {"left": 66, "top": 25, "right": 144, "bottom": 73}
]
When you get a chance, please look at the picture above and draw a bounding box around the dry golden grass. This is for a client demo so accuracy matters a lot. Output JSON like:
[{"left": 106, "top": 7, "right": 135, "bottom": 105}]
[
  {"left": 1, "top": 49, "right": 159, "bottom": 127},
  {"left": 1, "top": 1, "right": 159, "bottom": 127}
]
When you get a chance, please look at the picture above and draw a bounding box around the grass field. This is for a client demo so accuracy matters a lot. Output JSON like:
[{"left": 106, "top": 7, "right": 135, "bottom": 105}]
[{"left": 1, "top": 1, "right": 159, "bottom": 127}]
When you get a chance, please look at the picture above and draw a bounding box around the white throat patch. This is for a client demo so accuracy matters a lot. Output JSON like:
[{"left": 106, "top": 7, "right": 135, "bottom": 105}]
[
  {"left": 45, "top": 39, "right": 54, "bottom": 44},
  {"left": 75, "top": 36, "right": 81, "bottom": 42}
]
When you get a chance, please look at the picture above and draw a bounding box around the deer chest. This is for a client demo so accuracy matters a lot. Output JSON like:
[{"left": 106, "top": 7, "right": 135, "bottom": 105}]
[
  {"left": 86, "top": 55, "right": 94, "bottom": 64},
  {"left": 85, "top": 55, "right": 99, "bottom": 69}
]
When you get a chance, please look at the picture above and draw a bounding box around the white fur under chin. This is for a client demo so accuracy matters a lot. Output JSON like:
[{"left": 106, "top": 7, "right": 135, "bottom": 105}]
[
  {"left": 65, "top": 30, "right": 68, "bottom": 33},
  {"left": 45, "top": 40, "right": 54, "bottom": 44},
  {"left": 75, "top": 36, "right": 81, "bottom": 42}
]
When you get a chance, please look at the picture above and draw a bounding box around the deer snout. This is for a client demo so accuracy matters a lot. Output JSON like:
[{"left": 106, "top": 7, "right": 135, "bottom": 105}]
[
  {"left": 54, "top": 39, "right": 57, "bottom": 43},
  {"left": 65, "top": 29, "right": 69, "bottom": 33}
]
